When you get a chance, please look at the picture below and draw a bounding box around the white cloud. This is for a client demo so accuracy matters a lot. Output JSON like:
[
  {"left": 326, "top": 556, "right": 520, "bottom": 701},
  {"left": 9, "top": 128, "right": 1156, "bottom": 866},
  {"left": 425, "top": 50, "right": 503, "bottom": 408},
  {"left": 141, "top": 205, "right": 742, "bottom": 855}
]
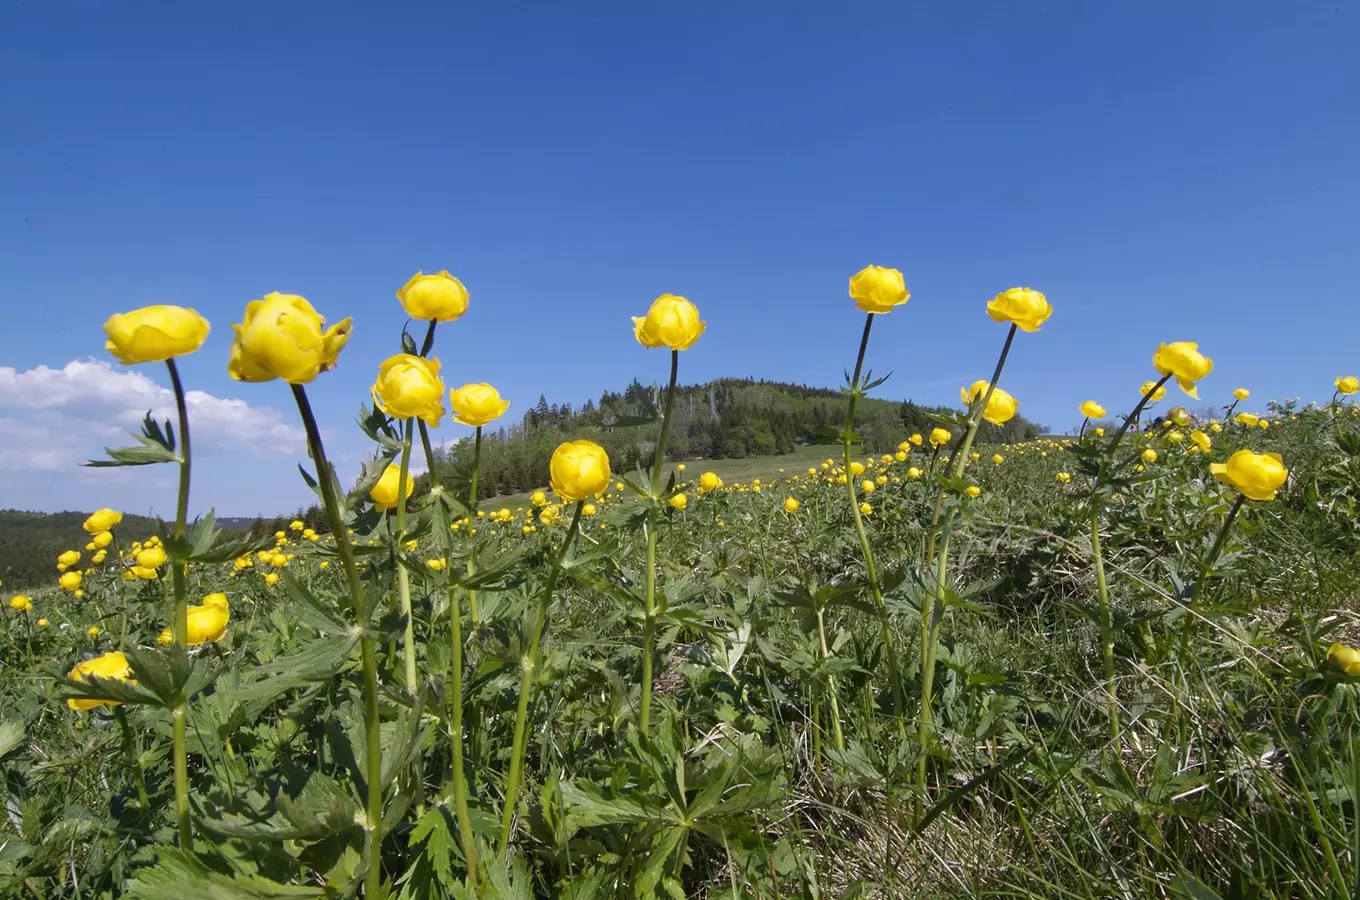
[{"left": 0, "top": 359, "right": 305, "bottom": 472}]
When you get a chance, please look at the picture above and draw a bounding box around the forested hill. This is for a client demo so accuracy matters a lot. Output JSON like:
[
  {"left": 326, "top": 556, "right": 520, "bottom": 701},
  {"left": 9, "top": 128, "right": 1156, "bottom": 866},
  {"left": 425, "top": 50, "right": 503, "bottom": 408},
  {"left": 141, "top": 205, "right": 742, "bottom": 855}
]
[
  {"left": 431, "top": 377, "right": 1044, "bottom": 497},
  {"left": 0, "top": 509, "right": 161, "bottom": 590}
]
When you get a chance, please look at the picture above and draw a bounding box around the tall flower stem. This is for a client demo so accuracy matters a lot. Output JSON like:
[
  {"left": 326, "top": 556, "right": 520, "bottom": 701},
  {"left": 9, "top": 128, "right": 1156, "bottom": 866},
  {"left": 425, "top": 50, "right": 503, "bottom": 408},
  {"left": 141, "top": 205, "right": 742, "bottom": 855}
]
[
  {"left": 395, "top": 418, "right": 418, "bottom": 690},
  {"left": 841, "top": 314, "right": 906, "bottom": 741},
  {"left": 1087, "top": 372, "right": 1172, "bottom": 753},
  {"left": 498, "top": 502, "right": 584, "bottom": 855},
  {"left": 114, "top": 706, "right": 149, "bottom": 811},
  {"left": 1181, "top": 494, "right": 1246, "bottom": 650},
  {"left": 640, "top": 350, "right": 678, "bottom": 735},
  {"left": 467, "top": 426, "right": 482, "bottom": 624},
  {"left": 417, "top": 419, "right": 478, "bottom": 887},
  {"left": 815, "top": 605, "right": 845, "bottom": 751},
  {"left": 917, "top": 323, "right": 1016, "bottom": 813},
  {"left": 164, "top": 359, "right": 194, "bottom": 851},
  {"left": 292, "top": 385, "right": 383, "bottom": 898}
]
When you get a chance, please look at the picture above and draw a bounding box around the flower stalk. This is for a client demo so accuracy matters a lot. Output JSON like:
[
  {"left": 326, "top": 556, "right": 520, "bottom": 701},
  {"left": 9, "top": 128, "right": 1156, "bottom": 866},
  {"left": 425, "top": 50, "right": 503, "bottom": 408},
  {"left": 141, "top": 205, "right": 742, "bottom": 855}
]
[
  {"left": 164, "top": 358, "right": 194, "bottom": 851},
  {"left": 640, "top": 349, "right": 679, "bottom": 735},
  {"left": 395, "top": 417, "right": 418, "bottom": 690},
  {"left": 291, "top": 384, "right": 384, "bottom": 898},
  {"left": 498, "top": 501, "right": 585, "bottom": 855},
  {"left": 114, "top": 705, "right": 150, "bottom": 811},
  {"left": 467, "top": 426, "right": 483, "bottom": 624},
  {"left": 842, "top": 313, "right": 907, "bottom": 742}
]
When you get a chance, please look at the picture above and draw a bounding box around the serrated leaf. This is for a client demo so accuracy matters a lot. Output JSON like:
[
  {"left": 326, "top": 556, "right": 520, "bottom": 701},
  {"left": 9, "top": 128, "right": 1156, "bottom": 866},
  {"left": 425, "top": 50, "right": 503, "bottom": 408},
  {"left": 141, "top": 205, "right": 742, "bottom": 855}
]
[
  {"left": 0, "top": 720, "right": 25, "bottom": 758},
  {"left": 126, "top": 847, "right": 327, "bottom": 898},
  {"left": 84, "top": 412, "right": 180, "bottom": 467}
]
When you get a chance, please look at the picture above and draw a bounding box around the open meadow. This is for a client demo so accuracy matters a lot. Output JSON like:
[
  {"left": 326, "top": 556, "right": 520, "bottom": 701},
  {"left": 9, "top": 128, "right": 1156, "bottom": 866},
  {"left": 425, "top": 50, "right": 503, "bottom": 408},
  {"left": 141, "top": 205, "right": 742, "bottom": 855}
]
[{"left": 3, "top": 277, "right": 1360, "bottom": 900}]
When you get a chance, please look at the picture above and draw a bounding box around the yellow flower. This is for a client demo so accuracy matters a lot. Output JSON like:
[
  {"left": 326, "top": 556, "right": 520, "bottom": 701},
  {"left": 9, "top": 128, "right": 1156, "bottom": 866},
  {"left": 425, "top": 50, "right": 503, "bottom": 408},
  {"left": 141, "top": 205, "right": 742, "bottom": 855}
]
[
  {"left": 57, "top": 550, "right": 81, "bottom": 568},
  {"left": 550, "top": 440, "right": 612, "bottom": 502},
  {"left": 986, "top": 287, "right": 1051, "bottom": 332},
  {"left": 992, "top": 454, "right": 1004, "bottom": 464},
  {"left": 159, "top": 600, "right": 230, "bottom": 646},
  {"left": 961, "top": 381, "right": 1019, "bottom": 425},
  {"left": 450, "top": 382, "right": 511, "bottom": 427},
  {"left": 860, "top": 479, "right": 876, "bottom": 494},
  {"left": 668, "top": 493, "right": 688, "bottom": 510},
  {"left": 370, "top": 463, "right": 414, "bottom": 511},
  {"left": 1153, "top": 342, "right": 1213, "bottom": 398},
  {"left": 1167, "top": 430, "right": 1184, "bottom": 443},
  {"left": 8, "top": 595, "right": 32, "bottom": 611},
  {"left": 859, "top": 502, "right": 873, "bottom": 516},
  {"left": 1258, "top": 419, "right": 1271, "bottom": 430},
  {"left": 929, "top": 428, "right": 953, "bottom": 448},
  {"left": 1191, "top": 430, "right": 1212, "bottom": 452},
  {"left": 158, "top": 630, "right": 174, "bottom": 646},
  {"left": 965, "top": 485, "right": 982, "bottom": 498},
  {"left": 1337, "top": 376, "right": 1360, "bottom": 395},
  {"left": 426, "top": 558, "right": 447, "bottom": 572},
  {"left": 228, "top": 292, "right": 351, "bottom": 384},
  {"left": 265, "top": 572, "right": 280, "bottom": 586},
  {"left": 1142, "top": 448, "right": 1158, "bottom": 463},
  {"left": 1080, "top": 401, "right": 1106, "bottom": 419},
  {"left": 397, "top": 270, "right": 469, "bottom": 322},
  {"left": 66, "top": 651, "right": 133, "bottom": 710},
  {"left": 83, "top": 509, "right": 123, "bottom": 534},
  {"left": 1326, "top": 643, "right": 1360, "bottom": 678},
  {"left": 87, "top": 625, "right": 101, "bottom": 637},
  {"left": 632, "top": 294, "right": 706, "bottom": 350},
  {"left": 1095, "top": 427, "right": 1106, "bottom": 436},
  {"left": 783, "top": 497, "right": 800, "bottom": 513},
  {"left": 907, "top": 467, "right": 922, "bottom": 480},
  {"left": 132, "top": 565, "right": 159, "bottom": 580},
  {"left": 531, "top": 490, "right": 548, "bottom": 507},
  {"left": 1140, "top": 381, "right": 1167, "bottom": 403},
  {"left": 35, "top": 618, "right": 47, "bottom": 628},
  {"left": 1234, "top": 412, "right": 1260, "bottom": 427},
  {"left": 103, "top": 305, "right": 210, "bottom": 364},
  {"left": 910, "top": 434, "right": 923, "bottom": 447},
  {"left": 1168, "top": 407, "right": 1191, "bottom": 427},
  {"left": 848, "top": 265, "right": 909, "bottom": 314},
  {"left": 676, "top": 463, "right": 687, "bottom": 472},
  {"left": 581, "top": 503, "right": 597, "bottom": 516},
  {"left": 91, "top": 550, "right": 107, "bottom": 565},
  {"left": 850, "top": 461, "right": 865, "bottom": 477},
  {"left": 136, "top": 546, "right": 167, "bottom": 569},
  {"left": 372, "top": 354, "right": 445, "bottom": 425},
  {"left": 1210, "top": 449, "right": 1288, "bottom": 502},
  {"left": 1055, "top": 472, "right": 1072, "bottom": 484},
  {"left": 1233, "top": 387, "right": 1250, "bottom": 401},
  {"left": 699, "top": 472, "right": 724, "bottom": 493},
  {"left": 91, "top": 531, "right": 113, "bottom": 550},
  {"left": 539, "top": 505, "right": 561, "bottom": 526},
  {"left": 59, "top": 571, "right": 82, "bottom": 591},
  {"left": 894, "top": 451, "right": 908, "bottom": 462}
]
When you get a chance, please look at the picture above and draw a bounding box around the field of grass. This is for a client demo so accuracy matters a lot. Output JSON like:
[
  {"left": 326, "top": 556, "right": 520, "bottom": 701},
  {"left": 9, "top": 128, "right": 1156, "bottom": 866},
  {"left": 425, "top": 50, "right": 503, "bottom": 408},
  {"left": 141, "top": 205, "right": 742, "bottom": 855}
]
[{"left": 5, "top": 288, "right": 1360, "bottom": 900}]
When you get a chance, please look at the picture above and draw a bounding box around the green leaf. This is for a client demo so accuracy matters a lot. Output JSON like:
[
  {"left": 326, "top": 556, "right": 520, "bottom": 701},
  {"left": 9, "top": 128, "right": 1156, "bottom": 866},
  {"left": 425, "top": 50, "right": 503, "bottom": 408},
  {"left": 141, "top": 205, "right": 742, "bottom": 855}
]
[
  {"left": 84, "top": 413, "right": 180, "bottom": 467},
  {"left": 0, "top": 719, "right": 25, "bottom": 758},
  {"left": 126, "top": 847, "right": 327, "bottom": 898},
  {"left": 225, "top": 633, "right": 359, "bottom": 703}
]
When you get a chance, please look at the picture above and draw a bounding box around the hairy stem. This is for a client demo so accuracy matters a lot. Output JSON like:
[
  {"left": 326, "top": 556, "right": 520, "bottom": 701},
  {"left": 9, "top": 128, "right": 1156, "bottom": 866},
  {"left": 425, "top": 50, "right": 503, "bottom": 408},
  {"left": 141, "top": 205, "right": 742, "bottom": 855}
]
[
  {"left": 641, "top": 350, "right": 679, "bottom": 734},
  {"left": 164, "top": 359, "right": 194, "bottom": 851}
]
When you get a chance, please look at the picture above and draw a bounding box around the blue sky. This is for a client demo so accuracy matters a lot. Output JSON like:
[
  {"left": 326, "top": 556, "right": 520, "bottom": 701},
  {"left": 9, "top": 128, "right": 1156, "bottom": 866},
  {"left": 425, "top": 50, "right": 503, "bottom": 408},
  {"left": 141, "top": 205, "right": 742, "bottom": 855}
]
[{"left": 1, "top": 2, "right": 1356, "bottom": 517}]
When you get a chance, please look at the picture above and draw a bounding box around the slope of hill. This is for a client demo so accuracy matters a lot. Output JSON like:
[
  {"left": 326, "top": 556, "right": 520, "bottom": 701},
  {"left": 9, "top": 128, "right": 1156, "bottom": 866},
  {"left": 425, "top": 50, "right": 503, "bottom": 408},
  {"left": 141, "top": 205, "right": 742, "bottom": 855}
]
[{"left": 0, "top": 509, "right": 164, "bottom": 590}]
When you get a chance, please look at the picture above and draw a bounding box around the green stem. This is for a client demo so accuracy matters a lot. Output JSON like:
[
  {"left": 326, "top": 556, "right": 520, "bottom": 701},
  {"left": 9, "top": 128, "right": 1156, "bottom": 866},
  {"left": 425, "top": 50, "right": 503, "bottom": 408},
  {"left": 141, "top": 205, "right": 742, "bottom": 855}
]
[
  {"left": 641, "top": 350, "right": 679, "bottom": 735},
  {"left": 114, "top": 706, "right": 149, "bottom": 811},
  {"left": 917, "top": 324, "right": 1017, "bottom": 813},
  {"left": 164, "top": 359, "right": 194, "bottom": 852},
  {"left": 842, "top": 313, "right": 907, "bottom": 741},
  {"left": 417, "top": 419, "right": 479, "bottom": 887},
  {"left": 498, "top": 502, "right": 584, "bottom": 854},
  {"left": 1090, "top": 508, "right": 1120, "bottom": 750},
  {"left": 395, "top": 418, "right": 417, "bottom": 690},
  {"left": 292, "top": 385, "right": 383, "bottom": 898},
  {"left": 1181, "top": 494, "right": 1246, "bottom": 650},
  {"left": 815, "top": 605, "right": 845, "bottom": 751},
  {"left": 467, "top": 426, "right": 482, "bottom": 624}
]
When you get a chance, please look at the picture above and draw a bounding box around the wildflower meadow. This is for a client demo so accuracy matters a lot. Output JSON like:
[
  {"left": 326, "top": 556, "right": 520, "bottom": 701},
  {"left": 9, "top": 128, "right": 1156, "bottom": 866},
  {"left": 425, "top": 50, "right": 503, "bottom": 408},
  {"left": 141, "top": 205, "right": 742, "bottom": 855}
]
[{"left": 4, "top": 271, "right": 1360, "bottom": 899}]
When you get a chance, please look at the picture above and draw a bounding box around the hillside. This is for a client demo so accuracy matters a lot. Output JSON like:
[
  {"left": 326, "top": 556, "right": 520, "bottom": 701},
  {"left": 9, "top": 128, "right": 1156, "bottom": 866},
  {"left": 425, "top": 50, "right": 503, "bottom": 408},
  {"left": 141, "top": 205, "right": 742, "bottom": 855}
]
[{"left": 429, "top": 376, "right": 1045, "bottom": 497}]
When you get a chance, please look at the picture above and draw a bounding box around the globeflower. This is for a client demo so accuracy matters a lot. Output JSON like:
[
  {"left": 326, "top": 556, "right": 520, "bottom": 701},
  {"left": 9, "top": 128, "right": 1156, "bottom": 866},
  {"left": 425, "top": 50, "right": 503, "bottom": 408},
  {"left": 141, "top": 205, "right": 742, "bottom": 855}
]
[
  {"left": 92, "top": 531, "right": 113, "bottom": 549},
  {"left": 372, "top": 354, "right": 446, "bottom": 425},
  {"left": 159, "top": 598, "right": 230, "bottom": 646},
  {"left": 1235, "top": 412, "right": 1260, "bottom": 427},
  {"left": 632, "top": 294, "right": 706, "bottom": 350},
  {"left": 397, "top": 270, "right": 469, "bottom": 322},
  {"left": 83, "top": 509, "right": 123, "bottom": 534},
  {"left": 228, "top": 293, "right": 351, "bottom": 384},
  {"left": 1055, "top": 472, "right": 1072, "bottom": 484},
  {"left": 859, "top": 502, "right": 873, "bottom": 516},
  {"left": 986, "top": 287, "right": 1051, "bottom": 332},
  {"left": 907, "top": 467, "right": 922, "bottom": 480},
  {"left": 965, "top": 485, "right": 982, "bottom": 498},
  {"left": 8, "top": 595, "right": 32, "bottom": 611},
  {"left": 1168, "top": 407, "right": 1191, "bottom": 427},
  {"left": 1337, "top": 376, "right": 1360, "bottom": 395},
  {"left": 136, "top": 547, "right": 167, "bottom": 569},
  {"left": 783, "top": 497, "right": 800, "bottom": 512},
  {"left": 1210, "top": 450, "right": 1288, "bottom": 502},
  {"left": 848, "top": 265, "right": 909, "bottom": 314},
  {"left": 370, "top": 463, "right": 414, "bottom": 511},
  {"left": 1233, "top": 387, "right": 1250, "bottom": 401},
  {"left": 1142, "top": 448, "right": 1158, "bottom": 463},
  {"left": 1191, "top": 430, "right": 1212, "bottom": 452},
  {"left": 961, "top": 381, "right": 1018, "bottom": 425},
  {"left": 699, "top": 472, "right": 724, "bottom": 493},
  {"left": 59, "top": 571, "right": 81, "bottom": 591},
  {"left": 67, "top": 651, "right": 134, "bottom": 710},
  {"left": 57, "top": 550, "right": 81, "bottom": 568},
  {"left": 668, "top": 493, "right": 688, "bottom": 510},
  {"left": 1326, "top": 643, "right": 1360, "bottom": 678},
  {"left": 1080, "top": 401, "right": 1106, "bottom": 419},
  {"left": 103, "top": 305, "right": 210, "bottom": 364},
  {"left": 929, "top": 428, "right": 952, "bottom": 448},
  {"left": 1153, "top": 342, "right": 1214, "bottom": 398},
  {"left": 549, "top": 440, "right": 612, "bottom": 502},
  {"left": 449, "top": 382, "right": 511, "bottom": 427},
  {"left": 1140, "top": 381, "right": 1168, "bottom": 403}
]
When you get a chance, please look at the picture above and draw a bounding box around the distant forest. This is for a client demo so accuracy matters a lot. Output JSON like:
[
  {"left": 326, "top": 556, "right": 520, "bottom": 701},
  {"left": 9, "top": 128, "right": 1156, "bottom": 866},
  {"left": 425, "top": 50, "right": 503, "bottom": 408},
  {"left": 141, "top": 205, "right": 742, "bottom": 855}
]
[
  {"left": 428, "top": 377, "right": 1044, "bottom": 497},
  {"left": 0, "top": 378, "right": 1041, "bottom": 589}
]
